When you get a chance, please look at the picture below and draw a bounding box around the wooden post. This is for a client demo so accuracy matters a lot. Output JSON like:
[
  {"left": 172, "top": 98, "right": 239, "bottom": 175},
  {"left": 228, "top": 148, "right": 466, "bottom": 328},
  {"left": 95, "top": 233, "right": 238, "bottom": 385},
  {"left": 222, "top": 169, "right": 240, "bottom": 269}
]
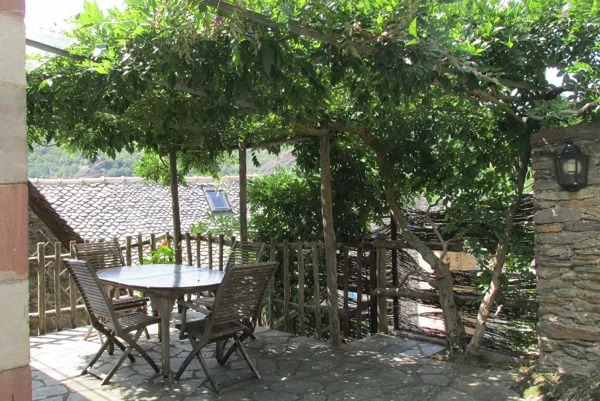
[
  {"left": 297, "top": 242, "right": 305, "bottom": 336},
  {"left": 377, "top": 236, "right": 388, "bottom": 334},
  {"left": 312, "top": 243, "right": 322, "bottom": 339},
  {"left": 343, "top": 246, "right": 349, "bottom": 338},
  {"left": 218, "top": 234, "right": 225, "bottom": 271},
  {"left": 169, "top": 150, "right": 183, "bottom": 264},
  {"left": 369, "top": 250, "right": 377, "bottom": 333},
  {"left": 150, "top": 233, "right": 156, "bottom": 251},
  {"left": 356, "top": 247, "right": 362, "bottom": 339},
  {"left": 196, "top": 235, "right": 201, "bottom": 267},
  {"left": 138, "top": 233, "right": 144, "bottom": 265},
  {"left": 69, "top": 241, "right": 77, "bottom": 328},
  {"left": 208, "top": 234, "right": 213, "bottom": 269},
  {"left": 185, "top": 232, "right": 192, "bottom": 265},
  {"left": 126, "top": 235, "right": 132, "bottom": 266},
  {"left": 319, "top": 135, "right": 342, "bottom": 349},
  {"left": 283, "top": 239, "right": 290, "bottom": 332},
  {"left": 269, "top": 239, "right": 276, "bottom": 329},
  {"left": 391, "top": 216, "right": 399, "bottom": 329},
  {"left": 37, "top": 243, "right": 46, "bottom": 335},
  {"left": 239, "top": 140, "right": 248, "bottom": 242},
  {"left": 54, "top": 242, "right": 62, "bottom": 332}
]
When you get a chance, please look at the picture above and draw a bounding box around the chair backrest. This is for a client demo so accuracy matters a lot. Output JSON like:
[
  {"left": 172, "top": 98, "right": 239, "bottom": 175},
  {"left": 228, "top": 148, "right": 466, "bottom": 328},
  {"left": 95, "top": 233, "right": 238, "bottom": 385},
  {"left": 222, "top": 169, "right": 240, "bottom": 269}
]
[
  {"left": 74, "top": 239, "right": 125, "bottom": 272},
  {"left": 224, "top": 241, "right": 266, "bottom": 270},
  {"left": 204, "top": 261, "right": 277, "bottom": 342},
  {"left": 63, "top": 258, "right": 119, "bottom": 327}
]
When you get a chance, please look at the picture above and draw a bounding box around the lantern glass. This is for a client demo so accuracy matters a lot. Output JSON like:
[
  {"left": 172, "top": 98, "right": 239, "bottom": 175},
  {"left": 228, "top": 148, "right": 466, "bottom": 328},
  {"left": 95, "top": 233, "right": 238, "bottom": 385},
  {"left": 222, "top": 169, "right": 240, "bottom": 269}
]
[{"left": 555, "top": 142, "right": 589, "bottom": 191}]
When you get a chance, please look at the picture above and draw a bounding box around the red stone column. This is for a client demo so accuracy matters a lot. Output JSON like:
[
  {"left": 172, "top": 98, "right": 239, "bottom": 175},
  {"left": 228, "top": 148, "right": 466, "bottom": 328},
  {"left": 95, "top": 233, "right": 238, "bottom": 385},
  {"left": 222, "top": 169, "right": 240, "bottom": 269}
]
[{"left": 0, "top": 0, "right": 32, "bottom": 399}]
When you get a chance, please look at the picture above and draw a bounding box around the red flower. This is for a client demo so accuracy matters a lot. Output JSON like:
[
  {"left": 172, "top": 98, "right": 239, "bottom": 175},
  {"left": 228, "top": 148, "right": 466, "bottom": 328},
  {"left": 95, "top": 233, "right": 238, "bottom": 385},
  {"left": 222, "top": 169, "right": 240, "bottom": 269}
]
[{"left": 160, "top": 240, "right": 168, "bottom": 247}]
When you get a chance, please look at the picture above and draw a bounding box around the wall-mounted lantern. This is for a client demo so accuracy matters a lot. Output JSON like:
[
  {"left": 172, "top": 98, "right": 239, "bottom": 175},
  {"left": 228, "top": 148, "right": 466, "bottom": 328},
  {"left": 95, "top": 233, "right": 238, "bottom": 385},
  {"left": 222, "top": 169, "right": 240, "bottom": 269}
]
[{"left": 555, "top": 142, "right": 589, "bottom": 191}]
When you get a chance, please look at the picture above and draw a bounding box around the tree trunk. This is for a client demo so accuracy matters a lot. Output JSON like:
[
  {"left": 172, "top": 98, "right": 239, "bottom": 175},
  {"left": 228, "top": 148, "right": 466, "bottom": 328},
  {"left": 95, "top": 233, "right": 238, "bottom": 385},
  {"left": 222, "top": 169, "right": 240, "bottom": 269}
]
[
  {"left": 239, "top": 141, "right": 248, "bottom": 242},
  {"left": 466, "top": 147, "right": 531, "bottom": 355},
  {"left": 383, "top": 185, "right": 466, "bottom": 353},
  {"left": 319, "top": 135, "right": 342, "bottom": 350},
  {"left": 351, "top": 128, "right": 466, "bottom": 353},
  {"left": 169, "top": 150, "right": 183, "bottom": 264}
]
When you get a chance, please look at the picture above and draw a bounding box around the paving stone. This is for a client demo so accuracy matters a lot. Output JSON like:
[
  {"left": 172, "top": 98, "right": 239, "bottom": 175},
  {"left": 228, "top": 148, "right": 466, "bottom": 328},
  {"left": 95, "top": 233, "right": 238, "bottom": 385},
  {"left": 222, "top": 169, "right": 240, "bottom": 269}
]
[
  {"left": 30, "top": 327, "right": 524, "bottom": 401},
  {"left": 419, "top": 373, "right": 452, "bottom": 386},
  {"left": 269, "top": 380, "right": 323, "bottom": 394},
  {"left": 32, "top": 385, "right": 69, "bottom": 400}
]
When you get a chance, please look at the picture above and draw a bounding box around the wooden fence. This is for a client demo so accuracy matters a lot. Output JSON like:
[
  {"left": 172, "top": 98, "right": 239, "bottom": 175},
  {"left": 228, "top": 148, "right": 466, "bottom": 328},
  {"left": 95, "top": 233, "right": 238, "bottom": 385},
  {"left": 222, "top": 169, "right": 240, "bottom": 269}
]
[{"left": 30, "top": 232, "right": 538, "bottom": 350}]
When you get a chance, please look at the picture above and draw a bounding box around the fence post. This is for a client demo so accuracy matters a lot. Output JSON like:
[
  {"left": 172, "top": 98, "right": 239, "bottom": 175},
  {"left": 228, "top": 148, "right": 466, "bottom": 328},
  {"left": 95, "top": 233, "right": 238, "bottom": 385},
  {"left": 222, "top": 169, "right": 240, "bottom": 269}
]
[
  {"left": 138, "top": 233, "right": 144, "bottom": 265},
  {"left": 376, "top": 236, "right": 388, "bottom": 334},
  {"left": 37, "top": 243, "right": 46, "bottom": 335},
  {"left": 297, "top": 242, "right": 305, "bottom": 336},
  {"left": 54, "top": 242, "right": 62, "bottom": 332},
  {"left": 283, "top": 239, "right": 290, "bottom": 332},
  {"left": 391, "top": 217, "right": 400, "bottom": 329},
  {"left": 369, "top": 250, "right": 377, "bottom": 333},
  {"left": 268, "top": 239, "right": 276, "bottom": 329},
  {"left": 312, "top": 243, "right": 322, "bottom": 339},
  {"left": 218, "top": 234, "right": 225, "bottom": 271},
  {"left": 343, "top": 246, "right": 350, "bottom": 338},
  {"left": 356, "top": 247, "right": 362, "bottom": 339},
  {"left": 150, "top": 233, "right": 156, "bottom": 252},
  {"left": 69, "top": 240, "right": 77, "bottom": 328},
  {"left": 208, "top": 235, "right": 213, "bottom": 269},
  {"left": 196, "top": 234, "right": 201, "bottom": 267},
  {"left": 126, "top": 235, "right": 132, "bottom": 266},
  {"left": 185, "top": 232, "right": 192, "bottom": 265}
]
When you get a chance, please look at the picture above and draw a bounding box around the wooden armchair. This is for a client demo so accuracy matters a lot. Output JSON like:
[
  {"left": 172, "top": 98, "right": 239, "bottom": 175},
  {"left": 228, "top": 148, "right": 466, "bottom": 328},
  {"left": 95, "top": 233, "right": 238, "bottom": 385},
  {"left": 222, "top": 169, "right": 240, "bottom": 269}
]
[
  {"left": 74, "top": 239, "right": 150, "bottom": 340},
  {"left": 175, "top": 261, "right": 278, "bottom": 393},
  {"left": 63, "top": 259, "right": 160, "bottom": 385},
  {"left": 177, "top": 241, "right": 266, "bottom": 338}
]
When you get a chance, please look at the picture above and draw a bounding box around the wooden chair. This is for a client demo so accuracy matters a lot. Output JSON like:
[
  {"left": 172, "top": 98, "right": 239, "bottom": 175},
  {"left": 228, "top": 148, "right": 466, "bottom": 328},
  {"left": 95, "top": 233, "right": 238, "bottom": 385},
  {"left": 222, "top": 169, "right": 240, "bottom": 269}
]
[
  {"left": 175, "top": 261, "right": 278, "bottom": 393},
  {"left": 177, "top": 241, "right": 266, "bottom": 338},
  {"left": 74, "top": 239, "right": 150, "bottom": 341},
  {"left": 63, "top": 259, "right": 160, "bottom": 385}
]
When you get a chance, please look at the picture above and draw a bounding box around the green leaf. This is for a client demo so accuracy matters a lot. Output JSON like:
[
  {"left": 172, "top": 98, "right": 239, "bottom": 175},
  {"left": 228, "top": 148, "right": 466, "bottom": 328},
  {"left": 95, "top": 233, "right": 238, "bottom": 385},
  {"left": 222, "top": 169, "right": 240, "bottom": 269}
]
[
  {"left": 261, "top": 43, "right": 275, "bottom": 75},
  {"left": 408, "top": 18, "right": 418, "bottom": 37}
]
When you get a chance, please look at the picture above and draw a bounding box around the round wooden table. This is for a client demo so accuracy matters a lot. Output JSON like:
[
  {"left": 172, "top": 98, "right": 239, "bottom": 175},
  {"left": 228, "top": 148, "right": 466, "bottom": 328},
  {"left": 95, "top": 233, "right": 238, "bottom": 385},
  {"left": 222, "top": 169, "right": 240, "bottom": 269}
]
[{"left": 98, "top": 264, "right": 225, "bottom": 377}]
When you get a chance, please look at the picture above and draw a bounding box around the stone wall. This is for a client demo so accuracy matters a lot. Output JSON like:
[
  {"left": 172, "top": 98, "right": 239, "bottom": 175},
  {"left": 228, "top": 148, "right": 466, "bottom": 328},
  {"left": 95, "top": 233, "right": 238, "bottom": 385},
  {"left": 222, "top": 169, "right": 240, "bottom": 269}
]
[
  {"left": 0, "top": 0, "right": 32, "bottom": 398},
  {"left": 532, "top": 121, "right": 600, "bottom": 375}
]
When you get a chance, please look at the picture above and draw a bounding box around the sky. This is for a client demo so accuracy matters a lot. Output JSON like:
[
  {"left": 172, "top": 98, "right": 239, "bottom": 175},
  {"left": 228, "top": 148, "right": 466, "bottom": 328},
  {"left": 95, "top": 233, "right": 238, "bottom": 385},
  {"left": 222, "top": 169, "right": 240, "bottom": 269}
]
[{"left": 25, "top": 0, "right": 123, "bottom": 33}]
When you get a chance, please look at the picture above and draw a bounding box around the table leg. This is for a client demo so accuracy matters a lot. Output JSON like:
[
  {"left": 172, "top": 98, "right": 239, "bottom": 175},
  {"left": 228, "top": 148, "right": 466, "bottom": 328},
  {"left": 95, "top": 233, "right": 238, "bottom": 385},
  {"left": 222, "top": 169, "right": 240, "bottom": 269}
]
[{"left": 150, "top": 295, "right": 173, "bottom": 378}]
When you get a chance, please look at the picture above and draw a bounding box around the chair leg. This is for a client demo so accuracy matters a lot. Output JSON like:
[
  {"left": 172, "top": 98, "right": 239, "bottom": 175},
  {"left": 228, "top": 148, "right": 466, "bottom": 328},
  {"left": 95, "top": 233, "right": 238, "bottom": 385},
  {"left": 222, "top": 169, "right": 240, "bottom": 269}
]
[
  {"left": 101, "top": 329, "right": 144, "bottom": 385},
  {"left": 235, "top": 334, "right": 261, "bottom": 380},
  {"left": 196, "top": 350, "right": 221, "bottom": 394},
  {"left": 82, "top": 336, "right": 112, "bottom": 375},
  {"left": 175, "top": 337, "right": 202, "bottom": 381},
  {"left": 82, "top": 325, "right": 94, "bottom": 341},
  {"left": 127, "top": 334, "right": 160, "bottom": 373},
  {"left": 181, "top": 337, "right": 220, "bottom": 394},
  {"left": 144, "top": 327, "right": 151, "bottom": 340}
]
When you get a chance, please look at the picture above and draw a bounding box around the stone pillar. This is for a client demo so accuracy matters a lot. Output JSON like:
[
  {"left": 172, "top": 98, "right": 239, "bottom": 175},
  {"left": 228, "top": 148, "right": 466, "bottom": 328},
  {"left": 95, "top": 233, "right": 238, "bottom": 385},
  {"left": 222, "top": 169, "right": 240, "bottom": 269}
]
[
  {"left": 532, "top": 121, "right": 600, "bottom": 375},
  {"left": 0, "top": 0, "right": 31, "bottom": 399}
]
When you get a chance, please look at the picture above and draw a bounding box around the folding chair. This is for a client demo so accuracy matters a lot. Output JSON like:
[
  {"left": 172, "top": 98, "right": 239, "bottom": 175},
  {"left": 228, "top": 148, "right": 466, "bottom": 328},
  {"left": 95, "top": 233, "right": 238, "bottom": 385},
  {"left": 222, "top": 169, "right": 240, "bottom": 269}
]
[
  {"left": 178, "top": 241, "right": 266, "bottom": 339},
  {"left": 63, "top": 259, "right": 161, "bottom": 385},
  {"left": 175, "top": 261, "right": 278, "bottom": 393},
  {"left": 74, "top": 239, "right": 150, "bottom": 341}
]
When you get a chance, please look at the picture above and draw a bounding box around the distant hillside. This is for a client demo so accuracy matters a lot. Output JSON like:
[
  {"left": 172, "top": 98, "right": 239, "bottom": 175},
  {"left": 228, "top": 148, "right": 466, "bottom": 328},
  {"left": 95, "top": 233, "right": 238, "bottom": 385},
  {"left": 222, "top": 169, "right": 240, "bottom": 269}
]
[{"left": 28, "top": 144, "right": 295, "bottom": 179}]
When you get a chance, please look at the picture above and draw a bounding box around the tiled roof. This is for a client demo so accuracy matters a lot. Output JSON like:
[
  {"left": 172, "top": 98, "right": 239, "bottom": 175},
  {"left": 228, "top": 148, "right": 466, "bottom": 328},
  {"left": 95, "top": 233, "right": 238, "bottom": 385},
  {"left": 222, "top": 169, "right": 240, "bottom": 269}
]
[
  {"left": 30, "top": 177, "right": 242, "bottom": 241},
  {"left": 28, "top": 181, "right": 85, "bottom": 247}
]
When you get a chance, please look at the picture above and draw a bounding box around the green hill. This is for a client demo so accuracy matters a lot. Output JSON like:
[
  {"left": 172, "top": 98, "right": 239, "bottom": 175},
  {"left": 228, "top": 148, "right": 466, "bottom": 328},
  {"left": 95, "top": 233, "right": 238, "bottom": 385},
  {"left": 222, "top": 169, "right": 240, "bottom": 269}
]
[{"left": 28, "top": 144, "right": 294, "bottom": 179}]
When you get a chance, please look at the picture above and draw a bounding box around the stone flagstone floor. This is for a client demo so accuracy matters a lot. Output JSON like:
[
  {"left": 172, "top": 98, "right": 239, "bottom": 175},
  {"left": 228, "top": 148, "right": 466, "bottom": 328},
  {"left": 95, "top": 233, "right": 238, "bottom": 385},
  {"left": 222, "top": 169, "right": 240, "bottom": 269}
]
[{"left": 30, "top": 325, "right": 524, "bottom": 401}]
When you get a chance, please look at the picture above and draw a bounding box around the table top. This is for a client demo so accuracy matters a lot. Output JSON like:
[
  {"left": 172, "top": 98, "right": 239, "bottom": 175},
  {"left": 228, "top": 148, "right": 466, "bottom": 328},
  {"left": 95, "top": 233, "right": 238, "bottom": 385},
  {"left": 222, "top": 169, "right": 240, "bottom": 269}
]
[{"left": 97, "top": 264, "right": 225, "bottom": 292}]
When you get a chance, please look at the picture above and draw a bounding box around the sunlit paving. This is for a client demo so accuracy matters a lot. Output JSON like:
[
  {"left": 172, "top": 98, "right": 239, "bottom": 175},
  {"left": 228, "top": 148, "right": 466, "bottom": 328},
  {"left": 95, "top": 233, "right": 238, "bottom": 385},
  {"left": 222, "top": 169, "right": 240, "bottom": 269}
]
[{"left": 30, "top": 326, "right": 524, "bottom": 401}]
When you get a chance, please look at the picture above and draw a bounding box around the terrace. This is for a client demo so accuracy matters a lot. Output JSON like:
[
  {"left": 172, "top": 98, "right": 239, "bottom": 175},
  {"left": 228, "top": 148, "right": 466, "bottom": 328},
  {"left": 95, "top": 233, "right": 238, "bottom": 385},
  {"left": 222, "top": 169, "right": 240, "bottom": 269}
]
[{"left": 31, "top": 325, "right": 522, "bottom": 401}]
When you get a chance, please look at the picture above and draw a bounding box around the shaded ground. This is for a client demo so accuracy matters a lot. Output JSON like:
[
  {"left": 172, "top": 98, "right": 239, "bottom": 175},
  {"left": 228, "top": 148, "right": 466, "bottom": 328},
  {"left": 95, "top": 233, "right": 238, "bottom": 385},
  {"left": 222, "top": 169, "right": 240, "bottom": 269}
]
[{"left": 31, "top": 326, "right": 523, "bottom": 401}]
